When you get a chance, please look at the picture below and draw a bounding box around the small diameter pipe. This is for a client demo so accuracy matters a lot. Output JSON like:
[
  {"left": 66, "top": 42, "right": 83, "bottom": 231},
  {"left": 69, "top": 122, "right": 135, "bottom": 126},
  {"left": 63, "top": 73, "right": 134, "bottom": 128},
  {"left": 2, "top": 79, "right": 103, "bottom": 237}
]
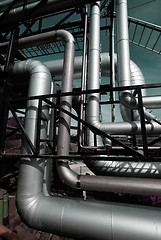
[
  {"left": 3, "top": 193, "right": 8, "bottom": 227},
  {"left": 0, "top": 199, "right": 3, "bottom": 225},
  {"left": 78, "top": 5, "right": 88, "bottom": 149}
]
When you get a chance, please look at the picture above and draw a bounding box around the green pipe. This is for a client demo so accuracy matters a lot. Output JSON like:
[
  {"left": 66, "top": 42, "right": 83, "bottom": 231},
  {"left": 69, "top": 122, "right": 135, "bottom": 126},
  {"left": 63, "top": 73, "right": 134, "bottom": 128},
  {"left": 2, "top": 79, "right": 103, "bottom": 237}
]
[
  {"left": 3, "top": 193, "right": 8, "bottom": 219},
  {"left": 3, "top": 193, "right": 9, "bottom": 226},
  {"left": 0, "top": 198, "right": 4, "bottom": 225}
]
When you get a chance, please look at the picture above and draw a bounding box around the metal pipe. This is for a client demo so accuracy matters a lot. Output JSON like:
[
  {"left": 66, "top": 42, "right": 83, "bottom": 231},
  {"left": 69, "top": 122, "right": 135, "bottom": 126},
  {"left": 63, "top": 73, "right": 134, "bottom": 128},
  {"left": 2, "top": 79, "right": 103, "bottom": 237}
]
[
  {"left": 2, "top": 1, "right": 161, "bottom": 239},
  {"left": 116, "top": 0, "right": 158, "bottom": 125},
  {"left": 13, "top": 56, "right": 161, "bottom": 239},
  {"left": 0, "top": 0, "right": 103, "bottom": 27},
  {"left": 10, "top": 28, "right": 161, "bottom": 239},
  {"left": 116, "top": 0, "right": 138, "bottom": 110},
  {"left": 86, "top": 1, "right": 104, "bottom": 147},
  {"left": 8, "top": 28, "right": 161, "bottom": 195},
  {"left": 78, "top": 5, "right": 88, "bottom": 149},
  {"left": 16, "top": 61, "right": 161, "bottom": 239},
  {"left": 83, "top": 0, "right": 161, "bottom": 176},
  {"left": 52, "top": 29, "right": 161, "bottom": 197},
  {"left": 109, "top": 0, "right": 116, "bottom": 122},
  {"left": 42, "top": 82, "right": 56, "bottom": 196},
  {"left": 16, "top": 156, "right": 161, "bottom": 239},
  {"left": 85, "top": 160, "right": 161, "bottom": 178},
  {"left": 0, "top": 0, "right": 37, "bottom": 12}
]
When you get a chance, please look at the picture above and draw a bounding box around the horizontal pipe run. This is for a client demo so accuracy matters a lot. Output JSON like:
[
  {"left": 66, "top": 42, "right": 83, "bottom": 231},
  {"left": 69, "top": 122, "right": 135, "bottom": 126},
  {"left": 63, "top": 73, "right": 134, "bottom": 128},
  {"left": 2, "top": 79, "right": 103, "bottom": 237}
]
[
  {"left": 57, "top": 161, "right": 161, "bottom": 196},
  {"left": 0, "top": 0, "right": 103, "bottom": 27},
  {"left": 17, "top": 158, "right": 161, "bottom": 239},
  {"left": 79, "top": 175, "right": 161, "bottom": 195},
  {"left": 84, "top": 160, "right": 161, "bottom": 178},
  {"left": 43, "top": 54, "right": 161, "bottom": 109}
]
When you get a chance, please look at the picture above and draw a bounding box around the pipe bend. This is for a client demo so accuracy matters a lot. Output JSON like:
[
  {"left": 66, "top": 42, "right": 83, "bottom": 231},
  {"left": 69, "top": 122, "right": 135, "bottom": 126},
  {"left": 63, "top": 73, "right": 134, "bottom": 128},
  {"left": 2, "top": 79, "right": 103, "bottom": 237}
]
[
  {"left": 56, "top": 29, "right": 75, "bottom": 44},
  {"left": 119, "top": 91, "right": 138, "bottom": 110},
  {"left": 11, "top": 59, "right": 51, "bottom": 77},
  {"left": 57, "top": 161, "right": 80, "bottom": 189}
]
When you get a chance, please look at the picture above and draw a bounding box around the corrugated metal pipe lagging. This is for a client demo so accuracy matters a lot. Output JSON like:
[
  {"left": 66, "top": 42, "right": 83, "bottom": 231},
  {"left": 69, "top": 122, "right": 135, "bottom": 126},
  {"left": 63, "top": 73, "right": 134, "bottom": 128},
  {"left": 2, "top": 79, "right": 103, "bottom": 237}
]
[{"left": 12, "top": 29, "right": 161, "bottom": 239}]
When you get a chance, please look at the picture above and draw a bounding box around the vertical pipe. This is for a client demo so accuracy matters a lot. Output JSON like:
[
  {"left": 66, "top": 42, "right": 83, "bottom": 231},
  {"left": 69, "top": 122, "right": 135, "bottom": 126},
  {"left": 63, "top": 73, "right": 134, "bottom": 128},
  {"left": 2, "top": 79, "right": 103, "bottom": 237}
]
[
  {"left": 0, "top": 199, "right": 3, "bottom": 225},
  {"left": 116, "top": 0, "right": 131, "bottom": 91},
  {"left": 78, "top": 5, "right": 88, "bottom": 150},
  {"left": 43, "top": 82, "right": 57, "bottom": 196},
  {"left": 3, "top": 193, "right": 8, "bottom": 227},
  {"left": 87, "top": 1, "right": 102, "bottom": 146},
  {"left": 109, "top": 0, "right": 115, "bottom": 122}
]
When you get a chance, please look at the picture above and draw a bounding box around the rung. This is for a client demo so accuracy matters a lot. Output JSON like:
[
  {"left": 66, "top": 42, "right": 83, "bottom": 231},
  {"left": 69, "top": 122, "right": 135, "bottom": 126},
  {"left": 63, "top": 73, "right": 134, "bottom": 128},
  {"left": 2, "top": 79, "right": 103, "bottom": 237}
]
[{"left": 128, "top": 16, "right": 161, "bottom": 55}]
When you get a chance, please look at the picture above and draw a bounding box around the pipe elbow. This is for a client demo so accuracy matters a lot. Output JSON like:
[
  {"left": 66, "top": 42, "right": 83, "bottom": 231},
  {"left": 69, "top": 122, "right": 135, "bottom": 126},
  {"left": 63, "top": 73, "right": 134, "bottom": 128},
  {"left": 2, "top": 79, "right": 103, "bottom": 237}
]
[
  {"left": 56, "top": 30, "right": 75, "bottom": 44},
  {"left": 16, "top": 192, "right": 44, "bottom": 229},
  {"left": 25, "top": 59, "right": 51, "bottom": 75},
  {"left": 57, "top": 161, "right": 80, "bottom": 189},
  {"left": 119, "top": 91, "right": 138, "bottom": 110}
]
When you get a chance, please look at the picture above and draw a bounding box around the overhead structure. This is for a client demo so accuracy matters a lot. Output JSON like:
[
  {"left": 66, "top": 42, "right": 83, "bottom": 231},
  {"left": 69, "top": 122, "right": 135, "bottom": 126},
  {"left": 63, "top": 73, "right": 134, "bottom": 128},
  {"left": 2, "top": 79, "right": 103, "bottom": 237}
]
[{"left": 0, "top": 0, "right": 161, "bottom": 239}]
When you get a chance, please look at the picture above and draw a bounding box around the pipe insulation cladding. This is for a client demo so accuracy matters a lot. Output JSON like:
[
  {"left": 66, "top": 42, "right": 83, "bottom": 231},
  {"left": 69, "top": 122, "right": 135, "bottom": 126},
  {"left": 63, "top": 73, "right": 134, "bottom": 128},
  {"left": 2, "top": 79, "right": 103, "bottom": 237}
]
[
  {"left": 2, "top": 0, "right": 161, "bottom": 239},
  {"left": 0, "top": 0, "right": 104, "bottom": 27},
  {"left": 13, "top": 58, "right": 161, "bottom": 240},
  {"left": 13, "top": 57, "right": 161, "bottom": 239},
  {"left": 11, "top": 28, "right": 161, "bottom": 239}
]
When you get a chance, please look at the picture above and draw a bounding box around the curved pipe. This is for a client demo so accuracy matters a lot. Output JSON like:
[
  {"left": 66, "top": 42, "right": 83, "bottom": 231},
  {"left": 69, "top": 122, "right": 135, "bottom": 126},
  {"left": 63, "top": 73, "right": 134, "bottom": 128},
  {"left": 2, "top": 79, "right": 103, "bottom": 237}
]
[
  {"left": 116, "top": 0, "right": 134, "bottom": 107},
  {"left": 13, "top": 29, "right": 161, "bottom": 240},
  {"left": 116, "top": 0, "right": 160, "bottom": 124},
  {"left": 17, "top": 156, "right": 161, "bottom": 240},
  {"left": 44, "top": 53, "right": 161, "bottom": 109},
  {"left": 84, "top": 0, "right": 161, "bottom": 176},
  {"left": 56, "top": 1, "right": 161, "bottom": 192},
  {"left": 2, "top": 1, "right": 160, "bottom": 239},
  {"left": 9, "top": 21, "right": 161, "bottom": 197},
  {"left": 10, "top": 24, "right": 160, "bottom": 206},
  {"left": 53, "top": 4, "right": 161, "bottom": 196}
]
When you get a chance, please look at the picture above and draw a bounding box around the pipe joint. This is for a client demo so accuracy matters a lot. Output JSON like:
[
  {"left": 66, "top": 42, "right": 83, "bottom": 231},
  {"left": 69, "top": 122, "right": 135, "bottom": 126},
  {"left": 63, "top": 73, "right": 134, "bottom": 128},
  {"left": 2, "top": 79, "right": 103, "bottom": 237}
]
[
  {"left": 119, "top": 91, "right": 138, "bottom": 110},
  {"left": 56, "top": 30, "right": 75, "bottom": 45}
]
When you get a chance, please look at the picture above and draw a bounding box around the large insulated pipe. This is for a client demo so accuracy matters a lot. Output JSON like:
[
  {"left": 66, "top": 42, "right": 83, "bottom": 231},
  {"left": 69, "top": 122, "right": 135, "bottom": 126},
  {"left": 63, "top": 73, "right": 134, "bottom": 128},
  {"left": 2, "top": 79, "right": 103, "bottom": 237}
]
[
  {"left": 116, "top": 0, "right": 159, "bottom": 124},
  {"left": 0, "top": 0, "right": 103, "bottom": 27},
  {"left": 44, "top": 53, "right": 161, "bottom": 109},
  {"left": 17, "top": 151, "right": 161, "bottom": 240},
  {"left": 51, "top": 29, "right": 161, "bottom": 196},
  {"left": 86, "top": 1, "right": 104, "bottom": 147},
  {"left": 13, "top": 30, "right": 161, "bottom": 240},
  {"left": 54, "top": 3, "right": 161, "bottom": 193},
  {"left": 6, "top": 29, "right": 161, "bottom": 195},
  {"left": 9, "top": 28, "right": 161, "bottom": 239},
  {"left": 84, "top": 0, "right": 161, "bottom": 177},
  {"left": 3, "top": 25, "right": 159, "bottom": 193},
  {"left": 116, "top": 0, "right": 140, "bottom": 114}
]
